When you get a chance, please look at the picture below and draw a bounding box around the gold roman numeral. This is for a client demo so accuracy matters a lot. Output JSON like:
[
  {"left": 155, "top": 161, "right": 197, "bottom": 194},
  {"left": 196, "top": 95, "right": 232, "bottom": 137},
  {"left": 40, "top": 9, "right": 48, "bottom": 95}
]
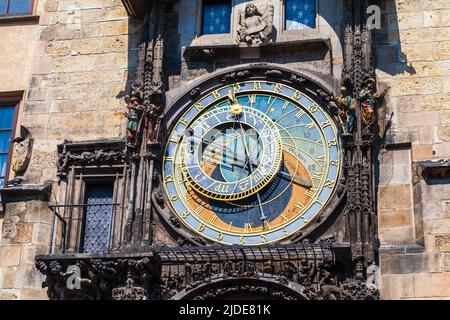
[
  {"left": 194, "top": 207, "right": 205, "bottom": 216},
  {"left": 295, "top": 202, "right": 305, "bottom": 212},
  {"left": 244, "top": 223, "right": 253, "bottom": 233},
  {"left": 296, "top": 110, "right": 305, "bottom": 118}
]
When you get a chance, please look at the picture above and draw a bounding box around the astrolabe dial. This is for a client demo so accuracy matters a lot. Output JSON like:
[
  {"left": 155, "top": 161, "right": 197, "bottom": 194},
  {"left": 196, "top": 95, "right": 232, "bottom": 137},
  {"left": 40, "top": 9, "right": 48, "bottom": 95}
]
[
  {"left": 180, "top": 96, "right": 283, "bottom": 201},
  {"left": 163, "top": 80, "right": 341, "bottom": 246}
]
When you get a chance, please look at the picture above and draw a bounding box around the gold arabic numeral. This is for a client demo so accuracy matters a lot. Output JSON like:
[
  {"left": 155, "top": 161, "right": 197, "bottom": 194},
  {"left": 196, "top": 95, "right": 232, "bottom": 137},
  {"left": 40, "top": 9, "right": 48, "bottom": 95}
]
[
  {"left": 253, "top": 81, "right": 262, "bottom": 90},
  {"left": 164, "top": 176, "right": 174, "bottom": 183},
  {"left": 170, "top": 195, "right": 179, "bottom": 201},
  {"left": 263, "top": 220, "right": 272, "bottom": 230},
  {"left": 328, "top": 139, "right": 337, "bottom": 147},
  {"left": 324, "top": 180, "right": 335, "bottom": 188},
  {"left": 301, "top": 215, "right": 309, "bottom": 223},
  {"left": 240, "top": 236, "right": 245, "bottom": 245},
  {"left": 283, "top": 228, "right": 289, "bottom": 236},
  {"left": 309, "top": 104, "right": 318, "bottom": 113},
  {"left": 330, "top": 160, "right": 338, "bottom": 167},
  {"left": 212, "top": 90, "right": 221, "bottom": 99},
  {"left": 198, "top": 223, "right": 206, "bottom": 232},
  {"left": 260, "top": 234, "right": 268, "bottom": 244},
  {"left": 321, "top": 121, "right": 330, "bottom": 129},
  {"left": 292, "top": 90, "right": 302, "bottom": 100},
  {"left": 295, "top": 110, "right": 305, "bottom": 119},
  {"left": 233, "top": 83, "right": 241, "bottom": 93},
  {"left": 194, "top": 102, "right": 204, "bottom": 110},
  {"left": 274, "top": 83, "right": 283, "bottom": 93},
  {"left": 181, "top": 211, "right": 189, "bottom": 219},
  {"left": 194, "top": 207, "right": 205, "bottom": 216},
  {"left": 282, "top": 101, "right": 289, "bottom": 110},
  {"left": 244, "top": 223, "right": 253, "bottom": 233},
  {"left": 217, "top": 232, "right": 224, "bottom": 241}
]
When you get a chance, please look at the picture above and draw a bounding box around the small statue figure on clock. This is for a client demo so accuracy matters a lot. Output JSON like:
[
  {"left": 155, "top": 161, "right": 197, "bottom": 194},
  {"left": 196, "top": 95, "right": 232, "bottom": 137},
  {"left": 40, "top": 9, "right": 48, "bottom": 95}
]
[
  {"left": 335, "top": 86, "right": 356, "bottom": 136},
  {"left": 359, "top": 78, "right": 390, "bottom": 134}
]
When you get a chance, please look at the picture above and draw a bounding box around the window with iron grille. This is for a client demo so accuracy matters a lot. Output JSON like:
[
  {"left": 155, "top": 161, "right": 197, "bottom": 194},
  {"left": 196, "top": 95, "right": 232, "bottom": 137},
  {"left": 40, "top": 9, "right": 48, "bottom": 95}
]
[
  {"left": 0, "top": 104, "right": 17, "bottom": 188},
  {"left": 202, "top": 0, "right": 232, "bottom": 35},
  {"left": 285, "top": 0, "right": 316, "bottom": 30},
  {"left": 81, "top": 182, "right": 115, "bottom": 254},
  {"left": 0, "top": 0, "right": 33, "bottom": 15}
]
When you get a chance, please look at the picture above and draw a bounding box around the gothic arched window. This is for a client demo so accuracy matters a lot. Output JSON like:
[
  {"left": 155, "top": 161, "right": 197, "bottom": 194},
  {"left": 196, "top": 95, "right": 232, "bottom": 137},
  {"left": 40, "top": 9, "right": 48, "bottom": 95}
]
[
  {"left": 285, "top": 0, "right": 316, "bottom": 30},
  {"left": 202, "top": 0, "right": 232, "bottom": 35}
]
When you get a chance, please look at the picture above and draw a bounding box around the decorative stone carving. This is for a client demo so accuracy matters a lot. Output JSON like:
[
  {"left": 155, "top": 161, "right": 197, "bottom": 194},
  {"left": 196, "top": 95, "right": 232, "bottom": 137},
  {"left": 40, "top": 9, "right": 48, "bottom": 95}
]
[
  {"left": 10, "top": 126, "right": 33, "bottom": 185},
  {"left": 56, "top": 140, "right": 125, "bottom": 179},
  {"left": 236, "top": 3, "right": 274, "bottom": 44}
]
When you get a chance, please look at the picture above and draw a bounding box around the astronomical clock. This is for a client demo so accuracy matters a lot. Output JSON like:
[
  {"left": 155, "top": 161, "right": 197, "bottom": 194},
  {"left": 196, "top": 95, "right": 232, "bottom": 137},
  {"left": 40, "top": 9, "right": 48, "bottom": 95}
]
[{"left": 162, "top": 77, "right": 342, "bottom": 246}]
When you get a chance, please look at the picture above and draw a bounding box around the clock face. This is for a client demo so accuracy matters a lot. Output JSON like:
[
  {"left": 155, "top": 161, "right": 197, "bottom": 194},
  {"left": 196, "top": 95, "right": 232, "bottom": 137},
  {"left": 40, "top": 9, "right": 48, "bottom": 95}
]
[{"left": 163, "top": 80, "right": 341, "bottom": 245}]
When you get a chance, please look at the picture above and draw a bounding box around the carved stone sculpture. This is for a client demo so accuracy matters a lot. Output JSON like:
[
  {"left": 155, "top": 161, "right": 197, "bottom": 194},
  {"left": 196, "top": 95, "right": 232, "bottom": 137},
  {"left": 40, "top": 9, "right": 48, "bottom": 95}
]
[
  {"left": 10, "top": 126, "right": 33, "bottom": 184},
  {"left": 236, "top": 3, "right": 274, "bottom": 45}
]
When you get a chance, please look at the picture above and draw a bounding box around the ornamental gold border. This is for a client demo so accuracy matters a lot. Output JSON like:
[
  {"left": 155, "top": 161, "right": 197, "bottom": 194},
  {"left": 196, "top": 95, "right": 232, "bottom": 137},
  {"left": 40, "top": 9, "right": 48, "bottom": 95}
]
[
  {"left": 182, "top": 106, "right": 283, "bottom": 201},
  {"left": 162, "top": 80, "right": 342, "bottom": 245}
]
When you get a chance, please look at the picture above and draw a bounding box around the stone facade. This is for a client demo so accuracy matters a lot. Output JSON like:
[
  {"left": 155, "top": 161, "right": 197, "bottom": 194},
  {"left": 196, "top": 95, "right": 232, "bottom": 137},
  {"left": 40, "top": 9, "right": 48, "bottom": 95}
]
[
  {"left": 0, "top": 0, "right": 449, "bottom": 300},
  {"left": 0, "top": 0, "right": 141, "bottom": 300},
  {"left": 372, "top": 0, "right": 450, "bottom": 300}
]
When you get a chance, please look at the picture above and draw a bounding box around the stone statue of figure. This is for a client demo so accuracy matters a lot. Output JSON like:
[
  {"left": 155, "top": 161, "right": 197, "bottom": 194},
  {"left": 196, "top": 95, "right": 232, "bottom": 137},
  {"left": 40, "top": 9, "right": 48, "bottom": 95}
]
[
  {"left": 335, "top": 86, "right": 356, "bottom": 134},
  {"left": 236, "top": 3, "right": 274, "bottom": 44},
  {"left": 124, "top": 95, "right": 145, "bottom": 148},
  {"left": 358, "top": 78, "right": 390, "bottom": 131}
]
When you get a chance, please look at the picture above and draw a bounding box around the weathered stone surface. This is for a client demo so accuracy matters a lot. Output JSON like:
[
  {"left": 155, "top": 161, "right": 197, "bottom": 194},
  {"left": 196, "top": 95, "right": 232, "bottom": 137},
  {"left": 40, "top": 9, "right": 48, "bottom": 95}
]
[
  {"left": 379, "top": 184, "right": 413, "bottom": 210},
  {"left": 435, "top": 235, "right": 450, "bottom": 252},
  {"left": 0, "top": 246, "right": 21, "bottom": 267},
  {"left": 380, "top": 253, "right": 442, "bottom": 274}
]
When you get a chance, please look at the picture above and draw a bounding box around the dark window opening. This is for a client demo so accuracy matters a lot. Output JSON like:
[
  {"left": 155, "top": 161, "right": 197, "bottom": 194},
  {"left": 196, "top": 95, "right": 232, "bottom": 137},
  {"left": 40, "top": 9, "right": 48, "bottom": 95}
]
[
  {"left": 202, "top": 0, "right": 231, "bottom": 35},
  {"left": 81, "top": 182, "right": 115, "bottom": 254}
]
